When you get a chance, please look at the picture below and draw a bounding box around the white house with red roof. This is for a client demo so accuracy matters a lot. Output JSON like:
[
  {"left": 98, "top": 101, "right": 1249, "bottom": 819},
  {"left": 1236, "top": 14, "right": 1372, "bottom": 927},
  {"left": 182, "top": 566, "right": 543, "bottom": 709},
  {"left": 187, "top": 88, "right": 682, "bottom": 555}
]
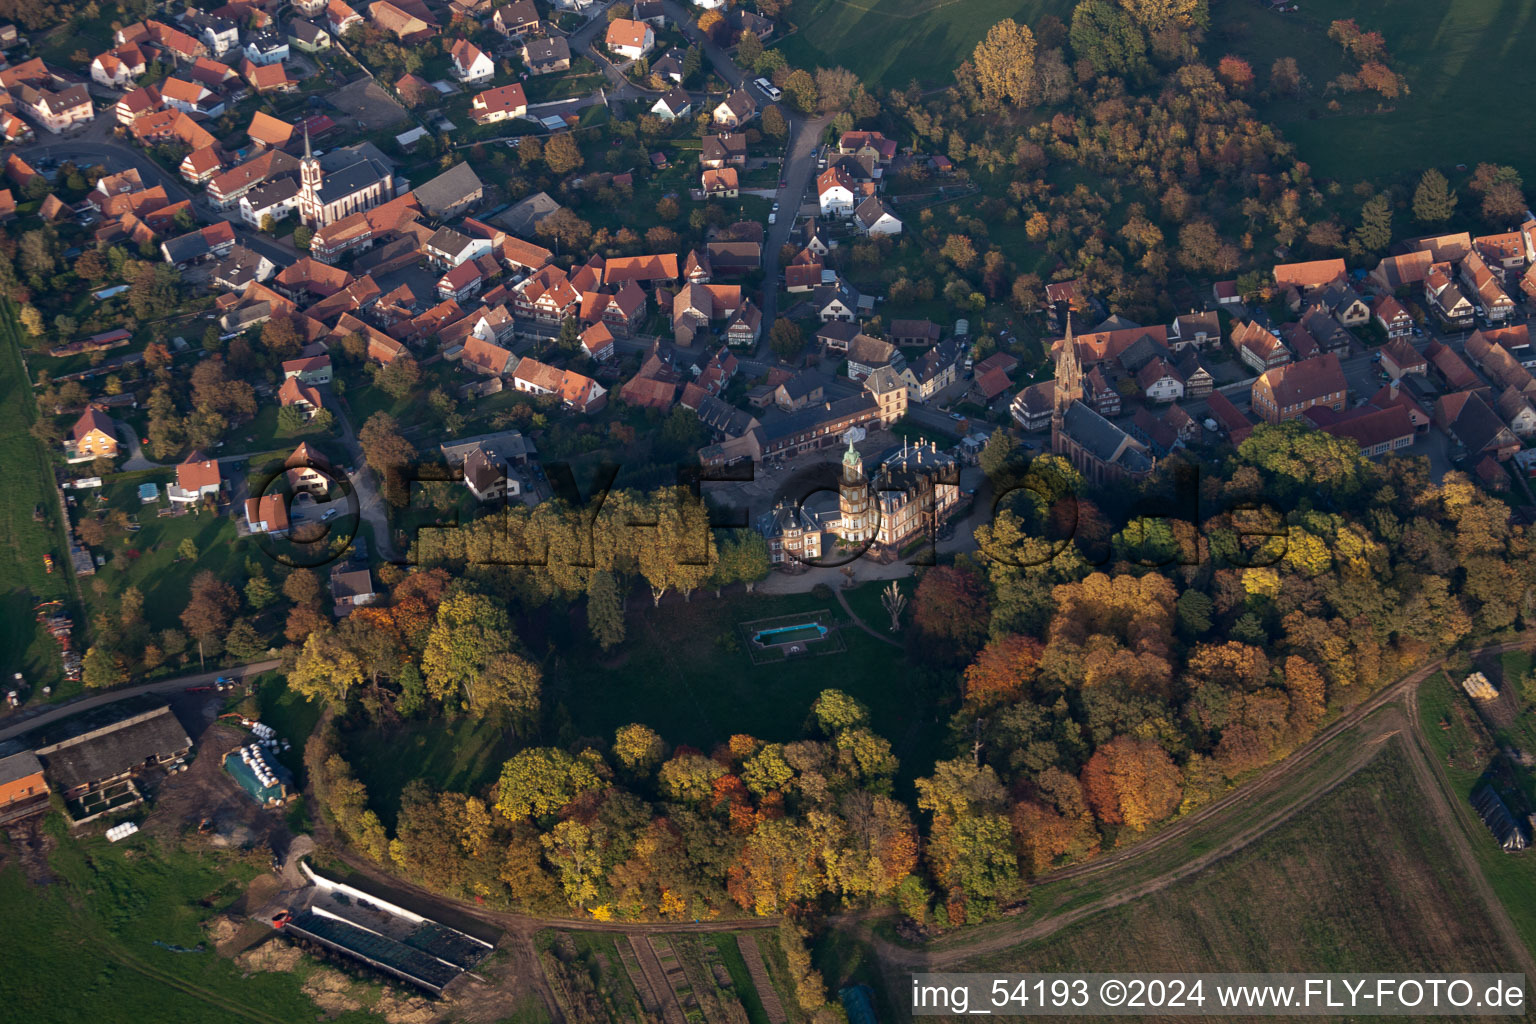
[
  {"left": 817, "top": 165, "right": 856, "bottom": 216},
  {"left": 450, "top": 39, "right": 494, "bottom": 83},
  {"left": 604, "top": 18, "right": 654, "bottom": 59}
]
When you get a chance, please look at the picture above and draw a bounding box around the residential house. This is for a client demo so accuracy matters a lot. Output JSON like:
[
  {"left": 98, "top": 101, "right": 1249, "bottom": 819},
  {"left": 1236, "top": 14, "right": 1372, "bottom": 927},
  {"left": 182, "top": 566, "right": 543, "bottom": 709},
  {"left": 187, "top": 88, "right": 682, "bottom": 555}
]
[
  {"left": 651, "top": 87, "right": 691, "bottom": 120},
  {"left": 1424, "top": 262, "right": 1476, "bottom": 328},
  {"left": 1424, "top": 339, "right": 1482, "bottom": 392},
  {"left": 1461, "top": 249, "right": 1516, "bottom": 323},
  {"left": 492, "top": 0, "right": 541, "bottom": 36},
  {"left": 470, "top": 82, "right": 527, "bottom": 124},
  {"left": 1372, "top": 295, "right": 1414, "bottom": 338},
  {"left": 288, "top": 19, "right": 332, "bottom": 51},
  {"left": 1166, "top": 310, "right": 1219, "bottom": 350},
  {"left": 581, "top": 321, "right": 616, "bottom": 361},
  {"left": 701, "top": 133, "right": 747, "bottom": 169},
  {"left": 1230, "top": 319, "right": 1291, "bottom": 373},
  {"left": 326, "top": 0, "right": 364, "bottom": 35},
  {"left": 282, "top": 353, "right": 333, "bottom": 385},
  {"left": 244, "top": 493, "right": 290, "bottom": 536},
  {"left": 1206, "top": 389, "right": 1253, "bottom": 445},
  {"left": 651, "top": 46, "right": 685, "bottom": 83},
  {"left": 450, "top": 39, "right": 494, "bottom": 83},
  {"left": 813, "top": 282, "right": 858, "bottom": 323},
  {"left": 330, "top": 567, "right": 376, "bottom": 610},
  {"left": 844, "top": 334, "right": 903, "bottom": 381},
  {"left": 724, "top": 301, "right": 762, "bottom": 347},
  {"left": 91, "top": 44, "right": 147, "bottom": 87},
  {"left": 511, "top": 357, "right": 607, "bottom": 412},
  {"left": 903, "top": 340, "right": 960, "bottom": 401},
  {"left": 1495, "top": 386, "right": 1536, "bottom": 438},
  {"left": 712, "top": 88, "right": 756, "bottom": 128},
  {"left": 864, "top": 365, "right": 908, "bottom": 425},
  {"left": 605, "top": 18, "right": 654, "bottom": 59},
  {"left": 1434, "top": 390, "right": 1520, "bottom": 461},
  {"left": 68, "top": 407, "right": 118, "bottom": 461},
  {"left": 1377, "top": 336, "right": 1426, "bottom": 379},
  {"left": 460, "top": 335, "right": 514, "bottom": 376},
  {"left": 634, "top": 0, "right": 666, "bottom": 23},
  {"left": 160, "top": 221, "right": 237, "bottom": 266},
  {"left": 817, "top": 166, "right": 855, "bottom": 216},
  {"left": 462, "top": 446, "right": 514, "bottom": 502},
  {"left": 244, "top": 30, "right": 289, "bottom": 64},
  {"left": 1250, "top": 352, "right": 1347, "bottom": 425},
  {"left": 1175, "top": 352, "right": 1212, "bottom": 398},
  {"left": 775, "top": 371, "right": 824, "bottom": 411},
  {"left": 701, "top": 167, "right": 738, "bottom": 197},
  {"left": 278, "top": 376, "right": 324, "bottom": 419},
  {"left": 1136, "top": 357, "right": 1183, "bottom": 403},
  {"left": 1010, "top": 382, "right": 1055, "bottom": 431},
  {"left": 838, "top": 130, "right": 897, "bottom": 164},
  {"left": 522, "top": 36, "right": 570, "bottom": 74},
  {"left": 852, "top": 195, "right": 901, "bottom": 236}
]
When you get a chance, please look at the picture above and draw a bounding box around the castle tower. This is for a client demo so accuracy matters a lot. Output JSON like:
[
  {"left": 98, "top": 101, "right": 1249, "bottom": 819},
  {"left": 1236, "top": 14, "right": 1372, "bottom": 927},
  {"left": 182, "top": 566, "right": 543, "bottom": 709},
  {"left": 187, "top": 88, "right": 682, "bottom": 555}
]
[
  {"left": 298, "top": 123, "right": 324, "bottom": 226},
  {"left": 1051, "top": 311, "right": 1082, "bottom": 455},
  {"left": 837, "top": 437, "right": 872, "bottom": 544}
]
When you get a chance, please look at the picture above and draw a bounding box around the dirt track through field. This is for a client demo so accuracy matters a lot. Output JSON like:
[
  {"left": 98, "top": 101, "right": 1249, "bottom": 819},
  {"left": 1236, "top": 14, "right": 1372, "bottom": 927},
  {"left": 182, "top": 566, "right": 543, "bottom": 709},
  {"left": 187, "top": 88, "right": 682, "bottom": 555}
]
[
  {"left": 309, "top": 637, "right": 1536, "bottom": 1024},
  {"left": 832, "top": 636, "right": 1536, "bottom": 1017}
]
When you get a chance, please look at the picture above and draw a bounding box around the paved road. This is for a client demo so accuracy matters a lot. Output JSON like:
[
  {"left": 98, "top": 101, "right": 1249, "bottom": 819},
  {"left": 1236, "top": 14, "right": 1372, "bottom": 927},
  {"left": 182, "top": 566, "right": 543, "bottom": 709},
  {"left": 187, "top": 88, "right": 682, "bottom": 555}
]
[
  {"left": 334, "top": 402, "right": 401, "bottom": 563},
  {"left": 20, "top": 128, "right": 301, "bottom": 267},
  {"left": 0, "top": 659, "right": 280, "bottom": 742}
]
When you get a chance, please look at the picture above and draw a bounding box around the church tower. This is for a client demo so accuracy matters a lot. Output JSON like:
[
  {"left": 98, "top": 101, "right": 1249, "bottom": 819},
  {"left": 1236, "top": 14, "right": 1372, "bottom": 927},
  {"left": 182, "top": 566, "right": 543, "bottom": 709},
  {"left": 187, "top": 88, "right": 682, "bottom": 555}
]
[
  {"left": 837, "top": 437, "right": 872, "bottom": 544},
  {"left": 1051, "top": 312, "right": 1082, "bottom": 455},
  {"left": 298, "top": 124, "right": 324, "bottom": 227}
]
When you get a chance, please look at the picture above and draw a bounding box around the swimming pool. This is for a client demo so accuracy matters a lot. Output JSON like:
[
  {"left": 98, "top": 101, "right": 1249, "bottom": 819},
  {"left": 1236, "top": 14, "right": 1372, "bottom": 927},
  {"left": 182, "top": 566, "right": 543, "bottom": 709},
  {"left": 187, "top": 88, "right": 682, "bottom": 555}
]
[{"left": 751, "top": 622, "right": 828, "bottom": 646}]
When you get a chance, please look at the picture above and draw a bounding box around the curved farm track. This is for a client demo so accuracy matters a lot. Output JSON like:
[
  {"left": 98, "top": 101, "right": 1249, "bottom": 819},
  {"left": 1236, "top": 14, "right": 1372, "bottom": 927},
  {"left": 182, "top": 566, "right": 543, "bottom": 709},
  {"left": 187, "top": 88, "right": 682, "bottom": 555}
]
[
  {"left": 301, "top": 637, "right": 1536, "bottom": 1022},
  {"left": 833, "top": 635, "right": 1536, "bottom": 1015}
]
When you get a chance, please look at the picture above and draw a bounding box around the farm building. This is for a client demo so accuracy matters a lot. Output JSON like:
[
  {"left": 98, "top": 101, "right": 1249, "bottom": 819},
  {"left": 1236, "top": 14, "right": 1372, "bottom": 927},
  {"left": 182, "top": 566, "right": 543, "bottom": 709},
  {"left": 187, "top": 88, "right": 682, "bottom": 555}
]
[
  {"left": 35, "top": 705, "right": 191, "bottom": 816},
  {"left": 277, "top": 865, "right": 496, "bottom": 995},
  {"left": 0, "top": 749, "right": 49, "bottom": 822},
  {"left": 1471, "top": 786, "right": 1527, "bottom": 851}
]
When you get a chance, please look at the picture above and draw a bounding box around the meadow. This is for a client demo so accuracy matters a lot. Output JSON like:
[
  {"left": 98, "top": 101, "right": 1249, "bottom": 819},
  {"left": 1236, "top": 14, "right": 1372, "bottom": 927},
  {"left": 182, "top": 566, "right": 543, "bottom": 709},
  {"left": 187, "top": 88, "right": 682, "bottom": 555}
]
[
  {"left": 964, "top": 744, "right": 1524, "bottom": 978},
  {"left": 778, "top": 0, "right": 1070, "bottom": 91},
  {"left": 548, "top": 584, "right": 945, "bottom": 791},
  {"left": 0, "top": 822, "right": 378, "bottom": 1024},
  {"left": 1216, "top": 0, "right": 1536, "bottom": 182},
  {"left": 0, "top": 299, "right": 77, "bottom": 695}
]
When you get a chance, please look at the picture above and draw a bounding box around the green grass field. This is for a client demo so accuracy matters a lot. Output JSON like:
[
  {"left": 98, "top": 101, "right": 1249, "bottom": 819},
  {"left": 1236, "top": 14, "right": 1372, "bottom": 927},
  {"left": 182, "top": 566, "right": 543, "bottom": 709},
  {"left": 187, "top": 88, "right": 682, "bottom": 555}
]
[
  {"left": 343, "top": 714, "right": 523, "bottom": 829},
  {"left": 551, "top": 587, "right": 943, "bottom": 793},
  {"left": 963, "top": 745, "right": 1524, "bottom": 978},
  {"left": 1217, "top": 0, "right": 1536, "bottom": 182},
  {"left": 79, "top": 474, "right": 247, "bottom": 636},
  {"left": 778, "top": 0, "right": 1069, "bottom": 90},
  {"left": 0, "top": 824, "right": 376, "bottom": 1024},
  {"left": 0, "top": 299, "right": 75, "bottom": 694}
]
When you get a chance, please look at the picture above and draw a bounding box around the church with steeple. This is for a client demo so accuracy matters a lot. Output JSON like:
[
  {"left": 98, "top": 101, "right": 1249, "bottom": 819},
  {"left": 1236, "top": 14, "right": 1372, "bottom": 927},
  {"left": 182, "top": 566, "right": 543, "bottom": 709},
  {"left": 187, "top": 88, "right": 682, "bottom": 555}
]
[
  {"left": 1050, "top": 314, "right": 1156, "bottom": 485},
  {"left": 295, "top": 125, "right": 398, "bottom": 229}
]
